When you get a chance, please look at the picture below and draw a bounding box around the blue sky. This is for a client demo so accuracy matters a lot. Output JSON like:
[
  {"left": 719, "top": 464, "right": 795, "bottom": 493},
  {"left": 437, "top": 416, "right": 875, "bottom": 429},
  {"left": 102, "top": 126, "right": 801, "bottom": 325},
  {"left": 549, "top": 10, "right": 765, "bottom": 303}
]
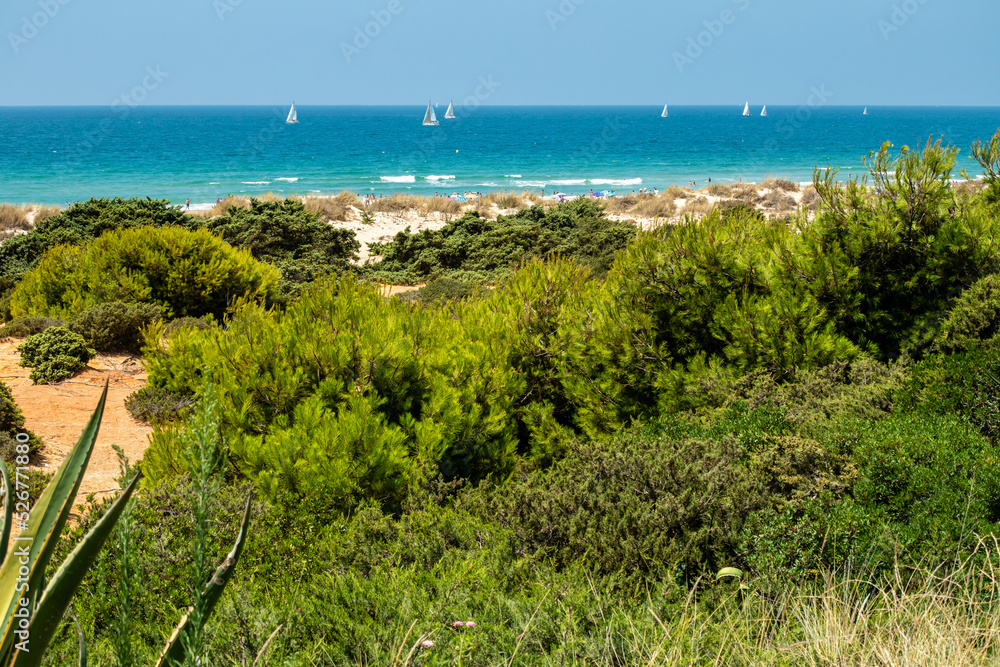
[{"left": 2, "top": 0, "right": 998, "bottom": 106}]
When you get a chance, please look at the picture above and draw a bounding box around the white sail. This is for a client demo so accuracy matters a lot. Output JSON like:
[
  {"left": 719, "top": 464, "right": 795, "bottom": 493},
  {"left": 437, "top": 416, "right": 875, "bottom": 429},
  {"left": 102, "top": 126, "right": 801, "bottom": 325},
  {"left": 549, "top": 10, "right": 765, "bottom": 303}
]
[
  {"left": 863, "top": 107, "right": 868, "bottom": 115},
  {"left": 661, "top": 104, "right": 669, "bottom": 118},
  {"left": 444, "top": 101, "right": 456, "bottom": 119},
  {"left": 742, "top": 101, "right": 751, "bottom": 117},
  {"left": 761, "top": 105, "right": 768, "bottom": 117},
  {"left": 422, "top": 100, "right": 439, "bottom": 126},
  {"left": 286, "top": 102, "right": 298, "bottom": 124}
]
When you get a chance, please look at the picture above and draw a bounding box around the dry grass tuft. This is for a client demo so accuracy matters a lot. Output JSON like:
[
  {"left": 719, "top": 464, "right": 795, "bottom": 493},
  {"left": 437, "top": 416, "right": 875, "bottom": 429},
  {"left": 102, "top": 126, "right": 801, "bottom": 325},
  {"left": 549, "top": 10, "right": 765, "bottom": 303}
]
[
  {"left": 801, "top": 185, "right": 821, "bottom": 211},
  {"left": 663, "top": 185, "right": 692, "bottom": 200},
  {"left": 422, "top": 197, "right": 462, "bottom": 215},
  {"left": 760, "top": 190, "right": 797, "bottom": 212},
  {"left": 704, "top": 183, "right": 734, "bottom": 197},
  {"left": 0, "top": 204, "right": 31, "bottom": 236},
  {"left": 207, "top": 195, "right": 251, "bottom": 217},
  {"left": 369, "top": 193, "right": 424, "bottom": 216},
  {"left": 31, "top": 205, "right": 61, "bottom": 225},
  {"left": 680, "top": 196, "right": 715, "bottom": 217},
  {"left": 761, "top": 178, "right": 801, "bottom": 192},
  {"left": 730, "top": 183, "right": 763, "bottom": 205},
  {"left": 481, "top": 191, "right": 526, "bottom": 210},
  {"left": 305, "top": 191, "right": 360, "bottom": 222}
]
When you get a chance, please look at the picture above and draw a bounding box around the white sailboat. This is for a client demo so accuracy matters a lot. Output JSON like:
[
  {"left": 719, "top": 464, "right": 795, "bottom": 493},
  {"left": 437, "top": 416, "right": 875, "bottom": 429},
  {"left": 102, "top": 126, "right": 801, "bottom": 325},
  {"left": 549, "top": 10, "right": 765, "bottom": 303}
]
[
  {"left": 661, "top": 104, "right": 669, "bottom": 118},
  {"left": 863, "top": 107, "right": 869, "bottom": 115},
  {"left": 286, "top": 102, "right": 298, "bottom": 124},
  {"left": 742, "top": 101, "right": 751, "bottom": 117},
  {"left": 444, "top": 101, "right": 456, "bottom": 119},
  {"left": 422, "top": 100, "right": 439, "bottom": 126},
  {"left": 761, "top": 105, "right": 768, "bottom": 117}
]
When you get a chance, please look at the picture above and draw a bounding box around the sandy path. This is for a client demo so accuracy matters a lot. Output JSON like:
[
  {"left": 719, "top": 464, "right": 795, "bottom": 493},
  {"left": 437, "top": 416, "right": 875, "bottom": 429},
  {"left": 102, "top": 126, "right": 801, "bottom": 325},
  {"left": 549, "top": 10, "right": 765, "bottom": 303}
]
[{"left": 0, "top": 339, "right": 152, "bottom": 514}]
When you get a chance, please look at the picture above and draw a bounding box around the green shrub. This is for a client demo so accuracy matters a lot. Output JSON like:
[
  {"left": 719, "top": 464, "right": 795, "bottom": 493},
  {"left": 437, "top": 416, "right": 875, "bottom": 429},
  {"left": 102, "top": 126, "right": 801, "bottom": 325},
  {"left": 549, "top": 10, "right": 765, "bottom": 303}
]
[
  {"left": 205, "top": 198, "right": 360, "bottom": 305},
  {"left": 411, "top": 277, "right": 482, "bottom": 304},
  {"left": 366, "top": 199, "right": 635, "bottom": 284},
  {"left": 164, "top": 316, "right": 213, "bottom": 335},
  {"left": 0, "top": 197, "right": 198, "bottom": 283},
  {"left": 936, "top": 273, "right": 1000, "bottom": 352},
  {"left": 124, "top": 386, "right": 194, "bottom": 423},
  {"left": 0, "top": 379, "right": 41, "bottom": 458},
  {"left": 18, "top": 326, "right": 95, "bottom": 384},
  {"left": 69, "top": 301, "right": 164, "bottom": 353},
  {"left": 9, "top": 226, "right": 279, "bottom": 320},
  {"left": 2, "top": 314, "right": 65, "bottom": 338}
]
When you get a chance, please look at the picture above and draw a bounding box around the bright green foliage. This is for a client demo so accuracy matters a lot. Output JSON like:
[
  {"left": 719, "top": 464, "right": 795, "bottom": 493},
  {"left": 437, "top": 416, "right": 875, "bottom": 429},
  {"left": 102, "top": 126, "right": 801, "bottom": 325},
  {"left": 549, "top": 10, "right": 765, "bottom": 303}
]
[
  {"left": 9, "top": 226, "right": 279, "bottom": 320},
  {"left": 843, "top": 413, "right": 1000, "bottom": 565},
  {"left": 795, "top": 137, "right": 996, "bottom": 357},
  {"left": 0, "top": 198, "right": 196, "bottom": 283},
  {"left": 409, "top": 277, "right": 483, "bottom": 304},
  {"left": 366, "top": 200, "right": 636, "bottom": 284},
  {"left": 68, "top": 301, "right": 164, "bottom": 354},
  {"left": 936, "top": 273, "right": 1000, "bottom": 352},
  {"left": 142, "top": 273, "right": 522, "bottom": 511},
  {"left": 896, "top": 346, "right": 1000, "bottom": 443},
  {"left": 18, "top": 327, "right": 95, "bottom": 385},
  {"left": 967, "top": 128, "right": 1000, "bottom": 205},
  {"left": 204, "top": 198, "right": 360, "bottom": 306}
]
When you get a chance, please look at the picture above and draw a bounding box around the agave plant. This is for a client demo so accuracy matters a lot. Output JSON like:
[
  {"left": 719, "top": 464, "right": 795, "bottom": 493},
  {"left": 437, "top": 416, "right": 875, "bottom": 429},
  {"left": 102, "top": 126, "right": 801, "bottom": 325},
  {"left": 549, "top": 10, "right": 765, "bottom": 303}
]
[{"left": 0, "top": 383, "right": 251, "bottom": 666}]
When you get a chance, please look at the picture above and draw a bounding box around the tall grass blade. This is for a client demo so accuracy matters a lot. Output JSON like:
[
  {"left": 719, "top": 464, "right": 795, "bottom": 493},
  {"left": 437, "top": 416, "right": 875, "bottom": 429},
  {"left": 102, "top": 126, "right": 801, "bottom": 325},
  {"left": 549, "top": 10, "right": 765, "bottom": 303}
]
[{"left": 154, "top": 492, "right": 253, "bottom": 667}]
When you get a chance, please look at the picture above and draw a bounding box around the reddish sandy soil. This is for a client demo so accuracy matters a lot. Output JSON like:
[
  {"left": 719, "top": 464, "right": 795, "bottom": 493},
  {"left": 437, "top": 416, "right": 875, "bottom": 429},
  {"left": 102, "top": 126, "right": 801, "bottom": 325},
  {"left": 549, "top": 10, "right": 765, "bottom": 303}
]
[{"left": 0, "top": 338, "right": 152, "bottom": 515}]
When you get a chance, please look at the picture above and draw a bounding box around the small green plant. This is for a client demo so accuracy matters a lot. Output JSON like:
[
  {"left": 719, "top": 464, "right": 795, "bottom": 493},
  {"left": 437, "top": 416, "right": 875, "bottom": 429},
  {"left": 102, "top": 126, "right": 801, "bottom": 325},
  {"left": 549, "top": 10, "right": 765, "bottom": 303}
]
[
  {"left": 360, "top": 208, "right": 375, "bottom": 225},
  {"left": 1, "top": 316, "right": 65, "bottom": 339},
  {"left": 17, "top": 327, "right": 95, "bottom": 385},
  {"left": 125, "top": 386, "right": 195, "bottom": 423},
  {"left": 69, "top": 301, "right": 164, "bottom": 354}
]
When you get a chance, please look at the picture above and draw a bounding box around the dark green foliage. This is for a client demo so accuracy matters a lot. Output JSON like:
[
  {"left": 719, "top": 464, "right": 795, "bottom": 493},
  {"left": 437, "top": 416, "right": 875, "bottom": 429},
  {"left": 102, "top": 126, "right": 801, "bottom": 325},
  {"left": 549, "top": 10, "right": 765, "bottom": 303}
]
[
  {"left": 842, "top": 413, "right": 1000, "bottom": 565},
  {"left": 967, "top": 128, "right": 1000, "bottom": 205},
  {"left": 936, "top": 273, "right": 1000, "bottom": 352},
  {"left": 366, "top": 200, "right": 636, "bottom": 284},
  {"left": 0, "top": 380, "right": 41, "bottom": 460},
  {"left": 2, "top": 315, "right": 66, "bottom": 338},
  {"left": 163, "top": 316, "right": 213, "bottom": 335},
  {"left": 18, "top": 326, "right": 95, "bottom": 384},
  {"left": 0, "top": 197, "right": 197, "bottom": 283},
  {"left": 409, "top": 277, "right": 482, "bottom": 304},
  {"left": 10, "top": 226, "right": 279, "bottom": 320},
  {"left": 896, "top": 346, "right": 1000, "bottom": 443},
  {"left": 68, "top": 301, "right": 164, "bottom": 353},
  {"left": 124, "top": 386, "right": 194, "bottom": 423},
  {"left": 204, "top": 198, "right": 360, "bottom": 305}
]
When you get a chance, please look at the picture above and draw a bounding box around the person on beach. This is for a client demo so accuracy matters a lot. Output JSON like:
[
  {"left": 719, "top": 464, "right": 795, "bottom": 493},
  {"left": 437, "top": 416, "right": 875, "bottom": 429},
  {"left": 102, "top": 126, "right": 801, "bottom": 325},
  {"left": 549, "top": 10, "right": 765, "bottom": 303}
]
[{"left": 185, "top": 198, "right": 190, "bottom": 210}]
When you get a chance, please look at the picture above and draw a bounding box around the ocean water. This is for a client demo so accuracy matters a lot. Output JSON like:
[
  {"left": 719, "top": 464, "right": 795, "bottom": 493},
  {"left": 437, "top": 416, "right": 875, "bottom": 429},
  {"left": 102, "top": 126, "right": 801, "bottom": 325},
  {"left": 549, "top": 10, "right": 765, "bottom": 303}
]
[{"left": 1, "top": 105, "right": 998, "bottom": 208}]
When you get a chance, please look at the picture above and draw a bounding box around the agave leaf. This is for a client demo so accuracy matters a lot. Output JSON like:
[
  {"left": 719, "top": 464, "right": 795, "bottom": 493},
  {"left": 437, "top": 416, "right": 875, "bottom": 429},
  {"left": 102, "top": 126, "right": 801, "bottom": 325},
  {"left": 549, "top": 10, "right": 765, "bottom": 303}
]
[
  {"left": 0, "top": 383, "right": 109, "bottom": 660},
  {"left": 9, "top": 470, "right": 141, "bottom": 667},
  {"left": 154, "top": 492, "right": 253, "bottom": 667},
  {"left": 73, "top": 616, "right": 86, "bottom": 667},
  {"left": 0, "top": 461, "right": 11, "bottom": 563},
  {"left": 716, "top": 567, "right": 744, "bottom": 581}
]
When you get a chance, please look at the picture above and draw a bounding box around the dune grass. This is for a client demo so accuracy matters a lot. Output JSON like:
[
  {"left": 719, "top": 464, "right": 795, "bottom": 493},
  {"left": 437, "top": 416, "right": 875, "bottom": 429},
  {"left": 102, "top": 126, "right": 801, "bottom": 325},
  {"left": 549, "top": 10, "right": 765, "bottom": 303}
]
[
  {"left": 304, "top": 191, "right": 360, "bottom": 221},
  {"left": 761, "top": 177, "right": 801, "bottom": 192}
]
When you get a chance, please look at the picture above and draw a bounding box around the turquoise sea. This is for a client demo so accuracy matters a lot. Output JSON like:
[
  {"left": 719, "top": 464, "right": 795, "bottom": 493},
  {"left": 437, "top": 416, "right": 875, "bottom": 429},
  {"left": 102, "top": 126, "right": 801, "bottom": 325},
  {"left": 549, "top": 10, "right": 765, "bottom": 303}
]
[{"left": 1, "top": 105, "right": 998, "bottom": 208}]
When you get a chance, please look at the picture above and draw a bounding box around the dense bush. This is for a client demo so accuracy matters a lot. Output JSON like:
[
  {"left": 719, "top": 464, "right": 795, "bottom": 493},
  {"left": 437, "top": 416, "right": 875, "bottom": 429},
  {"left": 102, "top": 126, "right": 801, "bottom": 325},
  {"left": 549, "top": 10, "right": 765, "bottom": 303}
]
[
  {"left": 0, "top": 380, "right": 41, "bottom": 460},
  {"left": 205, "top": 198, "right": 360, "bottom": 305},
  {"left": 366, "top": 199, "right": 636, "bottom": 284},
  {"left": 18, "top": 326, "right": 95, "bottom": 384},
  {"left": 1, "top": 314, "right": 65, "bottom": 338},
  {"left": 124, "top": 386, "right": 194, "bottom": 423},
  {"left": 936, "top": 273, "right": 1000, "bottom": 352},
  {"left": 68, "top": 301, "right": 163, "bottom": 353},
  {"left": 409, "top": 276, "right": 483, "bottom": 304},
  {"left": 0, "top": 197, "right": 196, "bottom": 283},
  {"left": 163, "top": 316, "right": 213, "bottom": 335},
  {"left": 9, "top": 226, "right": 279, "bottom": 320}
]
